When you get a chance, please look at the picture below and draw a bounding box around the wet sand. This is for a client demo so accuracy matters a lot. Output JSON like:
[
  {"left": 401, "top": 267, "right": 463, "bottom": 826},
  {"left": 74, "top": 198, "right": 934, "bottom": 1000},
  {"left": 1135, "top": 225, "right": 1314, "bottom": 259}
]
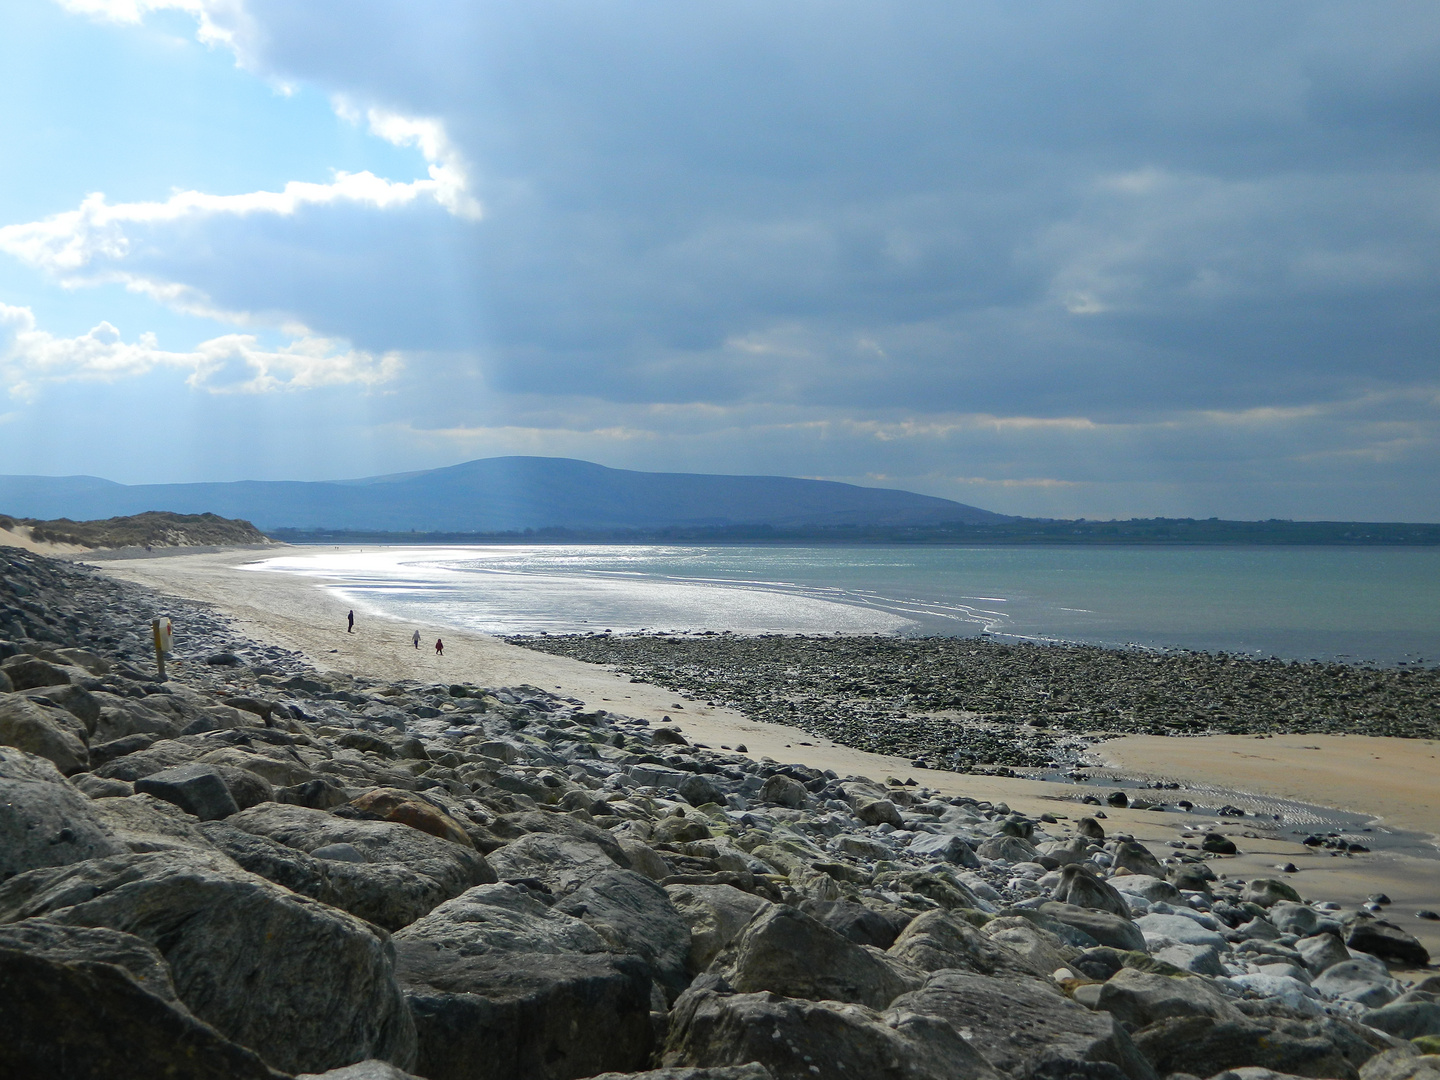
[{"left": 94, "top": 545, "right": 1440, "bottom": 956}]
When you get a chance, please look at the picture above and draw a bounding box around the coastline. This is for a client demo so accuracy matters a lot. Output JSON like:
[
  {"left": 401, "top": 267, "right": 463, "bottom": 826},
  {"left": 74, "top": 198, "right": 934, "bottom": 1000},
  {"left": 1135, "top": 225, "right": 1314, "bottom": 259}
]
[{"left": 93, "top": 544, "right": 1440, "bottom": 957}]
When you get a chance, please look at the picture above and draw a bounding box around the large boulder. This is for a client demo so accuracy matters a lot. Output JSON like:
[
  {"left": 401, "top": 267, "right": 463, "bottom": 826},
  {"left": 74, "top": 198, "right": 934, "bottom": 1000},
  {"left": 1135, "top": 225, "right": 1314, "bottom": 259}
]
[
  {"left": 347, "top": 789, "right": 475, "bottom": 849},
  {"left": 0, "top": 746, "right": 122, "bottom": 879},
  {"left": 1242, "top": 879, "right": 1303, "bottom": 908},
  {"left": 0, "top": 918, "right": 182, "bottom": 1005},
  {"left": 709, "top": 904, "right": 920, "bottom": 1010},
  {"left": 90, "top": 793, "right": 217, "bottom": 854},
  {"left": 557, "top": 869, "right": 692, "bottom": 1002},
  {"left": 0, "top": 655, "right": 77, "bottom": 691},
  {"left": 1040, "top": 901, "right": 1149, "bottom": 953},
  {"left": 0, "top": 693, "right": 89, "bottom": 774},
  {"left": 893, "top": 970, "right": 1158, "bottom": 1080},
  {"left": 977, "top": 835, "right": 1038, "bottom": 863},
  {"left": 1360, "top": 1002, "right": 1440, "bottom": 1041},
  {"left": 487, "top": 833, "right": 624, "bottom": 896},
  {"left": 396, "top": 946, "right": 653, "bottom": 1080},
  {"left": 0, "top": 851, "right": 417, "bottom": 1075},
  {"left": 1108, "top": 875, "right": 1180, "bottom": 905},
  {"left": 982, "top": 917, "right": 1076, "bottom": 976},
  {"left": 1094, "top": 967, "right": 1241, "bottom": 1029},
  {"left": 888, "top": 909, "right": 1043, "bottom": 977},
  {"left": 223, "top": 803, "right": 495, "bottom": 930},
  {"left": 1051, "top": 866, "right": 1132, "bottom": 918},
  {"left": 758, "top": 774, "right": 807, "bottom": 809},
  {"left": 663, "top": 977, "right": 1001, "bottom": 1080},
  {"left": 854, "top": 798, "right": 904, "bottom": 828},
  {"left": 587, "top": 1068, "right": 773, "bottom": 1080},
  {"left": 1360, "top": 1050, "right": 1440, "bottom": 1080},
  {"left": 396, "top": 883, "right": 609, "bottom": 957},
  {"left": 1130, "top": 1016, "right": 1361, "bottom": 1080},
  {"left": 1133, "top": 912, "right": 1226, "bottom": 951},
  {"left": 666, "top": 883, "right": 772, "bottom": 973},
  {"left": 134, "top": 764, "right": 241, "bottom": 821},
  {"left": 1112, "top": 843, "right": 1165, "bottom": 878},
  {"left": 802, "top": 899, "right": 910, "bottom": 950},
  {"left": 0, "top": 942, "right": 285, "bottom": 1080},
  {"left": 1347, "top": 918, "right": 1431, "bottom": 967},
  {"left": 1314, "top": 959, "right": 1403, "bottom": 1008}
]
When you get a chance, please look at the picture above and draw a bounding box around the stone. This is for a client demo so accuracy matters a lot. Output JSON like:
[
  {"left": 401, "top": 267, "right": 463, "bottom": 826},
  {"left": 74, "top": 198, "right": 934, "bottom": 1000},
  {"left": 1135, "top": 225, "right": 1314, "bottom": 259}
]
[
  {"left": 0, "top": 918, "right": 182, "bottom": 1005},
  {"left": 709, "top": 904, "right": 920, "bottom": 1010},
  {"left": 855, "top": 797, "right": 904, "bottom": 827},
  {"left": 619, "top": 837, "right": 673, "bottom": 880},
  {"left": 1359, "top": 1050, "right": 1440, "bottom": 1080},
  {"left": 1, "top": 655, "right": 75, "bottom": 690},
  {"left": 1135, "top": 913, "right": 1227, "bottom": 950},
  {"left": 1113, "top": 842, "right": 1166, "bottom": 878},
  {"left": 1094, "top": 967, "right": 1241, "bottom": 1029},
  {"left": 557, "top": 868, "right": 693, "bottom": 1002},
  {"left": 278, "top": 777, "right": 352, "bottom": 809},
  {"left": 0, "top": 746, "right": 122, "bottom": 880},
  {"left": 1168, "top": 865, "right": 1216, "bottom": 895},
  {"left": 1109, "top": 875, "right": 1181, "bottom": 904},
  {"left": 0, "top": 693, "right": 89, "bottom": 774},
  {"left": 396, "top": 883, "right": 608, "bottom": 956},
  {"left": 1242, "top": 879, "right": 1302, "bottom": 908},
  {"left": 978, "top": 834, "right": 1039, "bottom": 863},
  {"left": 24, "top": 683, "right": 101, "bottom": 732},
  {"left": 1359, "top": 1003, "right": 1440, "bottom": 1040},
  {"left": 586, "top": 1068, "right": 773, "bottom": 1080},
  {"left": 1052, "top": 865, "right": 1133, "bottom": 918},
  {"left": 666, "top": 883, "right": 772, "bottom": 973},
  {"left": 663, "top": 979, "right": 1001, "bottom": 1080},
  {"left": 888, "top": 909, "right": 1043, "bottom": 977},
  {"left": 1313, "top": 959, "right": 1402, "bottom": 1007},
  {"left": 0, "top": 943, "right": 285, "bottom": 1080},
  {"left": 134, "top": 764, "right": 241, "bottom": 821},
  {"left": 1078, "top": 817, "right": 1106, "bottom": 840},
  {"left": 982, "top": 916, "right": 1076, "bottom": 976},
  {"left": 1269, "top": 903, "right": 1320, "bottom": 937},
  {"left": 297, "top": 1063, "right": 424, "bottom": 1080},
  {"left": 758, "top": 774, "right": 807, "bottom": 809},
  {"left": 397, "top": 946, "right": 653, "bottom": 1080},
  {"left": 0, "top": 850, "right": 417, "bottom": 1075},
  {"left": 90, "top": 793, "right": 216, "bottom": 854},
  {"left": 348, "top": 788, "right": 475, "bottom": 848},
  {"left": 894, "top": 970, "right": 1158, "bottom": 1080},
  {"left": 1152, "top": 942, "right": 1227, "bottom": 976},
  {"left": 1347, "top": 918, "right": 1431, "bottom": 967},
  {"left": 1295, "top": 931, "right": 1351, "bottom": 975},
  {"left": 1040, "top": 901, "right": 1149, "bottom": 953},
  {"left": 1202, "top": 833, "right": 1238, "bottom": 855},
  {"left": 906, "top": 831, "right": 980, "bottom": 867},
  {"left": 803, "top": 898, "right": 908, "bottom": 950},
  {"left": 487, "top": 832, "right": 625, "bottom": 896},
  {"left": 679, "top": 774, "right": 727, "bottom": 808},
  {"left": 1130, "top": 1016, "right": 1359, "bottom": 1080}
]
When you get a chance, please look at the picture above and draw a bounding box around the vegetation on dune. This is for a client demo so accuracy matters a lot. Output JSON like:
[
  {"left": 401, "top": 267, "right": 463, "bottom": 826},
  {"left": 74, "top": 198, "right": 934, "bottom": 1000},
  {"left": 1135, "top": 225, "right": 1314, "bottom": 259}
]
[{"left": 0, "top": 510, "right": 270, "bottom": 550}]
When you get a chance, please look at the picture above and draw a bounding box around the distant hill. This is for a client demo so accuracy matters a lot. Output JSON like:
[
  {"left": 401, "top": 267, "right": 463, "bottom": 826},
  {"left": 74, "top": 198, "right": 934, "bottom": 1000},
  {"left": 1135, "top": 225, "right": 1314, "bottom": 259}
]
[
  {"left": 0, "top": 457, "right": 1008, "bottom": 533},
  {"left": 0, "top": 511, "right": 271, "bottom": 550}
]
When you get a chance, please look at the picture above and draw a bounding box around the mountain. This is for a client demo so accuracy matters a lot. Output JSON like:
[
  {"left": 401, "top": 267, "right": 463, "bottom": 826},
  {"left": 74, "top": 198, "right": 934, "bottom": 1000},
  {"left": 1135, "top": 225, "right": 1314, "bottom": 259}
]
[{"left": 0, "top": 457, "right": 1008, "bottom": 533}]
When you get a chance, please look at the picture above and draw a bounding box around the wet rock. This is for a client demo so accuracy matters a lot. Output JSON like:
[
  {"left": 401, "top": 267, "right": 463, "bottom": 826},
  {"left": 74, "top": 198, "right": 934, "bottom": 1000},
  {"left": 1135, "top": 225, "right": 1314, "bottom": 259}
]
[
  {"left": 0, "top": 850, "right": 417, "bottom": 1075},
  {"left": 894, "top": 970, "right": 1158, "bottom": 1080},
  {"left": 709, "top": 904, "right": 920, "bottom": 1010},
  {"left": 0, "top": 746, "right": 122, "bottom": 879},
  {"left": 663, "top": 978, "right": 1001, "bottom": 1080}
]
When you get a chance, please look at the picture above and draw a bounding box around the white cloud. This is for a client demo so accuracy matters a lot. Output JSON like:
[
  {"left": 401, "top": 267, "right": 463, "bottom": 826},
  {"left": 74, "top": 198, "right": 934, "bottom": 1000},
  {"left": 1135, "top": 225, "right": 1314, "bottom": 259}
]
[
  {"left": 337, "top": 100, "right": 483, "bottom": 221},
  {"left": 0, "top": 302, "right": 399, "bottom": 397},
  {"left": 54, "top": 0, "right": 249, "bottom": 53}
]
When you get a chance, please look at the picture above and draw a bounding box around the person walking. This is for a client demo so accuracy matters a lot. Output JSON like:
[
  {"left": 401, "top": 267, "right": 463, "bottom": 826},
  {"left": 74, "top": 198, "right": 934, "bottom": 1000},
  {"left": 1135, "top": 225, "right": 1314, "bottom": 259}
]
[
  {"left": 412, "top": 629, "right": 421, "bottom": 649},
  {"left": 434, "top": 638, "right": 444, "bottom": 656},
  {"left": 347, "top": 610, "right": 354, "bottom": 634}
]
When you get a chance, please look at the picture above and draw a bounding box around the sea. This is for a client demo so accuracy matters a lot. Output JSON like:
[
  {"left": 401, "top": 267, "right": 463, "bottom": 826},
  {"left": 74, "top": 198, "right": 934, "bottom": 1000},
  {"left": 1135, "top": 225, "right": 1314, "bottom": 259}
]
[{"left": 247, "top": 544, "right": 1440, "bottom": 667}]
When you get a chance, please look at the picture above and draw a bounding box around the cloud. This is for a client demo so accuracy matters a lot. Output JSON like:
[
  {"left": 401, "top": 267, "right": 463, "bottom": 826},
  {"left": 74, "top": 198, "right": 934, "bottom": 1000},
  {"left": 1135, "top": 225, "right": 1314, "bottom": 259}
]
[{"left": 0, "top": 302, "right": 399, "bottom": 397}]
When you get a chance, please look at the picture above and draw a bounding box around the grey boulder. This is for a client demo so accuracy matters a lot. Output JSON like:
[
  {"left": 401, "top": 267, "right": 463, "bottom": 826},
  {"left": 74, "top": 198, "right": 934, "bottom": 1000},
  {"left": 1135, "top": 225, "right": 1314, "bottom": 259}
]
[
  {"left": 888, "top": 909, "right": 1043, "bottom": 977},
  {"left": 0, "top": 693, "right": 89, "bottom": 775},
  {"left": 134, "top": 763, "right": 241, "bottom": 821},
  {"left": 1094, "top": 967, "right": 1241, "bottom": 1029},
  {"left": 1040, "top": 901, "right": 1149, "bottom": 953},
  {"left": 487, "top": 832, "right": 624, "bottom": 896},
  {"left": 0, "top": 746, "right": 122, "bottom": 879},
  {"left": 1052, "top": 865, "right": 1133, "bottom": 919},
  {"left": 666, "top": 883, "right": 772, "bottom": 973},
  {"left": 557, "top": 868, "right": 692, "bottom": 1002}
]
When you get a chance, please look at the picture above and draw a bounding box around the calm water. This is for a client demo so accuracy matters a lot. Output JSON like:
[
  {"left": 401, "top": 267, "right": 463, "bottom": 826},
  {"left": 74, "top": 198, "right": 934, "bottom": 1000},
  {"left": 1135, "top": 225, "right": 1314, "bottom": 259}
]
[{"left": 248, "top": 544, "right": 1440, "bottom": 665}]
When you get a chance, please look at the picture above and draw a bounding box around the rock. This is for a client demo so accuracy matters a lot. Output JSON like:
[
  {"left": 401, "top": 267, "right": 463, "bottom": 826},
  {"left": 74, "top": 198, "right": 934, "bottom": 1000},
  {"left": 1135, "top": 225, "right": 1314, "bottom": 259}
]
[
  {"left": 1168, "top": 865, "right": 1216, "bottom": 895},
  {"left": 977, "top": 834, "right": 1039, "bottom": 863},
  {"left": 1360, "top": 1003, "right": 1440, "bottom": 1040},
  {"left": 1, "top": 655, "right": 75, "bottom": 690},
  {"left": 1094, "top": 967, "right": 1241, "bottom": 1029},
  {"left": 982, "top": 917, "right": 1077, "bottom": 976},
  {"left": 1114, "top": 842, "right": 1166, "bottom": 878},
  {"left": 1040, "top": 901, "right": 1149, "bottom": 953},
  {"left": 1110, "top": 875, "right": 1182, "bottom": 904},
  {"left": 1313, "top": 959, "right": 1402, "bottom": 1007},
  {"left": 24, "top": 683, "right": 101, "bottom": 732},
  {"left": 679, "top": 774, "right": 727, "bottom": 808},
  {"left": 758, "top": 774, "right": 807, "bottom": 809},
  {"left": 1152, "top": 942, "right": 1228, "bottom": 976},
  {"left": 0, "top": 693, "right": 89, "bottom": 774},
  {"left": 1270, "top": 903, "right": 1321, "bottom": 937},
  {"left": 1052, "top": 865, "right": 1133, "bottom": 918},
  {"left": 557, "top": 868, "right": 692, "bottom": 1002},
  {"left": 894, "top": 970, "right": 1158, "bottom": 1080},
  {"left": 347, "top": 788, "right": 475, "bottom": 848},
  {"left": 297, "top": 1062, "right": 424, "bottom": 1080},
  {"left": 709, "top": 904, "right": 920, "bottom": 1010},
  {"left": 854, "top": 798, "right": 904, "bottom": 827},
  {"left": 69, "top": 771, "right": 135, "bottom": 798},
  {"left": 1202, "top": 833, "right": 1238, "bottom": 855},
  {"left": 803, "top": 899, "right": 909, "bottom": 950},
  {"left": 0, "top": 850, "right": 417, "bottom": 1075},
  {"left": 0, "top": 746, "right": 122, "bottom": 879},
  {"left": 585, "top": 1067, "right": 774, "bottom": 1080},
  {"left": 134, "top": 764, "right": 241, "bottom": 821},
  {"left": 0, "top": 942, "right": 285, "bottom": 1080},
  {"left": 666, "top": 883, "right": 772, "bottom": 973},
  {"left": 396, "top": 883, "right": 608, "bottom": 956},
  {"left": 1295, "top": 931, "right": 1351, "bottom": 975},
  {"left": 619, "top": 837, "right": 673, "bottom": 881},
  {"left": 663, "top": 979, "right": 1001, "bottom": 1080},
  {"left": 1078, "top": 817, "right": 1106, "bottom": 841},
  {"left": 0, "top": 918, "right": 183, "bottom": 1004},
  {"left": 1347, "top": 918, "right": 1431, "bottom": 967},
  {"left": 1130, "top": 1016, "right": 1359, "bottom": 1080},
  {"left": 1359, "top": 1049, "right": 1440, "bottom": 1080},
  {"left": 1039, "top": 836, "right": 1093, "bottom": 867},
  {"left": 487, "top": 833, "right": 624, "bottom": 896},
  {"left": 1242, "top": 880, "right": 1302, "bottom": 908},
  {"left": 396, "top": 946, "right": 653, "bottom": 1080},
  {"left": 1134, "top": 913, "right": 1227, "bottom": 950},
  {"left": 90, "top": 793, "right": 217, "bottom": 853},
  {"left": 906, "top": 831, "right": 980, "bottom": 867},
  {"left": 197, "top": 819, "right": 335, "bottom": 902},
  {"left": 225, "top": 803, "right": 495, "bottom": 931},
  {"left": 888, "top": 909, "right": 1044, "bottom": 977}
]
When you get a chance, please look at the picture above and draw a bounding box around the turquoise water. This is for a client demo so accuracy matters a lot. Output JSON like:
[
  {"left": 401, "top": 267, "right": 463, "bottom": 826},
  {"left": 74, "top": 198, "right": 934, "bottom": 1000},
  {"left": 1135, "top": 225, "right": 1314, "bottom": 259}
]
[{"left": 249, "top": 544, "right": 1440, "bottom": 665}]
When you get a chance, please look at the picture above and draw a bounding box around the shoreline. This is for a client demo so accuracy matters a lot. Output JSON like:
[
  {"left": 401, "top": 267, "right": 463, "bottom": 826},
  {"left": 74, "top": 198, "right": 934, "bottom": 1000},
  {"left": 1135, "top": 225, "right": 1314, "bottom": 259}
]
[{"left": 92, "top": 544, "right": 1440, "bottom": 956}]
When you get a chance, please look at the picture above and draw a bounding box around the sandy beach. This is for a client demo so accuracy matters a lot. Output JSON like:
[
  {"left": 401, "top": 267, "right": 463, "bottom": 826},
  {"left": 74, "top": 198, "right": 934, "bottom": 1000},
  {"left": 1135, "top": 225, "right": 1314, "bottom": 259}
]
[{"left": 93, "top": 544, "right": 1440, "bottom": 956}]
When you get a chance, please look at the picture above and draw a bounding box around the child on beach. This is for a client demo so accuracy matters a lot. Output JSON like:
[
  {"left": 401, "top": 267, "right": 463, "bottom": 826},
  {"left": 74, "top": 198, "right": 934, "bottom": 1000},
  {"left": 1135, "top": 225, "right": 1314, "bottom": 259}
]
[
  {"left": 435, "top": 638, "right": 444, "bottom": 655},
  {"left": 413, "top": 630, "right": 420, "bottom": 649}
]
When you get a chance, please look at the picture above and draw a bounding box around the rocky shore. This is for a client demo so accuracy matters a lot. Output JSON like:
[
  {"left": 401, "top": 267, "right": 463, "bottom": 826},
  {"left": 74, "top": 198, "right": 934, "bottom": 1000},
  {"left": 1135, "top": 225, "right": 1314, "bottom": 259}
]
[
  {"left": 2, "top": 547, "right": 1439, "bottom": 1080},
  {"left": 507, "top": 634, "right": 1440, "bottom": 771}
]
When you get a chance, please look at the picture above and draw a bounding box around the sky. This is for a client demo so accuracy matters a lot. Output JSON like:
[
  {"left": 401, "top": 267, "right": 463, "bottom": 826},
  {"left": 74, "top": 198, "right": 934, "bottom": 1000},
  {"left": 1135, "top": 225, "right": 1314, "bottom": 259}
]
[{"left": 1, "top": 1, "right": 1438, "bottom": 521}]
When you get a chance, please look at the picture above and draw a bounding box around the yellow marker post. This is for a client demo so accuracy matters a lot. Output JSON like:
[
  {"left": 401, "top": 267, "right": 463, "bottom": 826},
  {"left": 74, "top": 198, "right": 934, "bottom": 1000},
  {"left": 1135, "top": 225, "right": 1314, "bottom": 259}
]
[{"left": 152, "top": 617, "right": 173, "bottom": 681}]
